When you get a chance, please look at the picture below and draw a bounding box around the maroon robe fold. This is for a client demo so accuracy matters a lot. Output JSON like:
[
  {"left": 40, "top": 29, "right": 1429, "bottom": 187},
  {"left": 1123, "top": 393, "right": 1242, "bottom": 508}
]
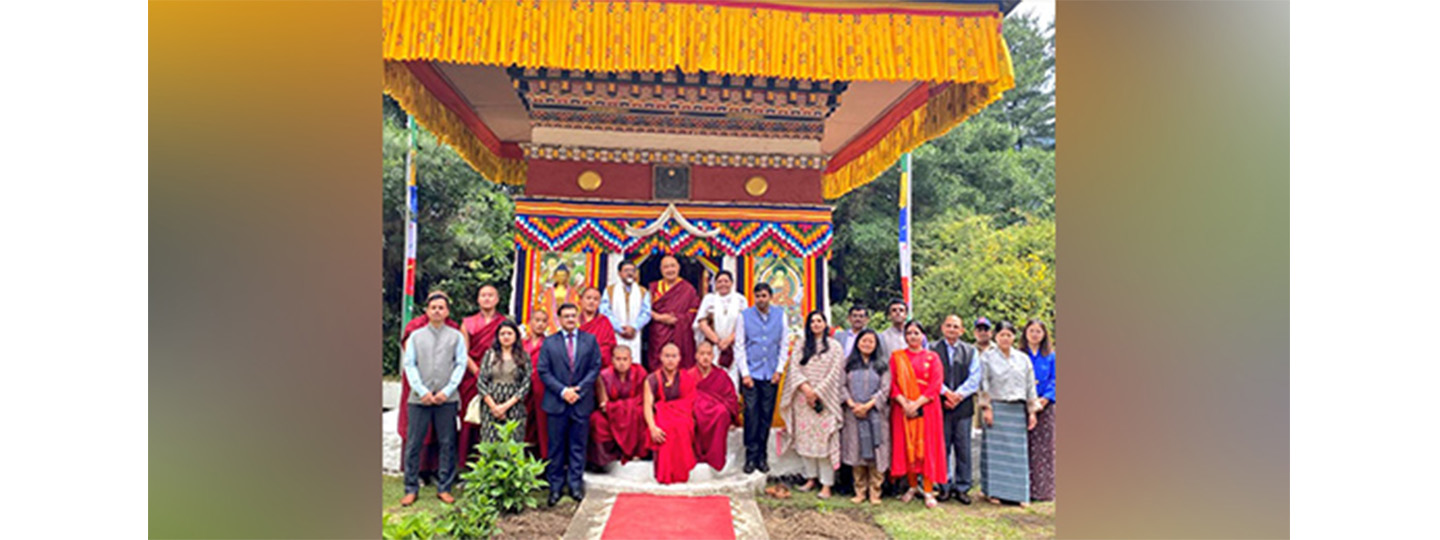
[
  {"left": 646, "top": 279, "right": 700, "bottom": 371},
  {"left": 579, "top": 313, "right": 618, "bottom": 367},
  {"left": 397, "top": 315, "right": 462, "bottom": 474},
  {"left": 647, "top": 369, "right": 699, "bottom": 484},
  {"left": 588, "top": 365, "right": 649, "bottom": 467},
  {"left": 691, "top": 367, "right": 740, "bottom": 471},
  {"left": 459, "top": 312, "right": 505, "bottom": 466},
  {"left": 523, "top": 336, "right": 548, "bottom": 459}
]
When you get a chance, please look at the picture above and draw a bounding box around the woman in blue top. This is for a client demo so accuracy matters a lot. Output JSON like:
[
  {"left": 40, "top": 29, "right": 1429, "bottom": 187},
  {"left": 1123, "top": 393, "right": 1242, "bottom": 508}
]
[{"left": 1021, "top": 319, "right": 1056, "bottom": 502}]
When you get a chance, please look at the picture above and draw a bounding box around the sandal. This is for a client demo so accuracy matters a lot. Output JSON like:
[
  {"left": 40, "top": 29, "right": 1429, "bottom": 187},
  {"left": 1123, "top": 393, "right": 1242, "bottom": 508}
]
[
  {"left": 796, "top": 480, "right": 816, "bottom": 492},
  {"left": 900, "top": 488, "right": 917, "bottom": 503},
  {"left": 924, "top": 493, "right": 938, "bottom": 509}
]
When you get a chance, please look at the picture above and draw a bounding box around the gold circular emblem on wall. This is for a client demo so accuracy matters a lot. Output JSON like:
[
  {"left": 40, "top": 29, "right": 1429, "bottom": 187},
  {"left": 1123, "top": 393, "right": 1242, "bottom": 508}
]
[
  {"left": 745, "top": 175, "right": 769, "bottom": 197},
  {"left": 577, "top": 170, "right": 602, "bottom": 191}
]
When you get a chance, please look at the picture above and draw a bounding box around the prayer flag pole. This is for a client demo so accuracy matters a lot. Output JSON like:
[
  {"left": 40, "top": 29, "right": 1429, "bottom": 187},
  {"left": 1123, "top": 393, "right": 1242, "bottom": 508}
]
[
  {"left": 899, "top": 152, "right": 913, "bottom": 317},
  {"left": 401, "top": 114, "right": 419, "bottom": 332}
]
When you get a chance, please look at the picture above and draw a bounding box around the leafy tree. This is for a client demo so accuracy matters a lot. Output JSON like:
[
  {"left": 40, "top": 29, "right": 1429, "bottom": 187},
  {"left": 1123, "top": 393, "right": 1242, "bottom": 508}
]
[
  {"left": 985, "top": 13, "right": 1055, "bottom": 149},
  {"left": 912, "top": 215, "right": 1055, "bottom": 333},
  {"left": 829, "top": 10, "right": 1055, "bottom": 331},
  {"left": 382, "top": 102, "right": 518, "bottom": 375}
]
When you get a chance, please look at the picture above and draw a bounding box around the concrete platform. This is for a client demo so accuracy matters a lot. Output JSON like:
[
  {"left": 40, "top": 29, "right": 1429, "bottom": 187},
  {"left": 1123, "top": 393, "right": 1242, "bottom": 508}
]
[{"left": 582, "top": 428, "right": 811, "bottom": 496}]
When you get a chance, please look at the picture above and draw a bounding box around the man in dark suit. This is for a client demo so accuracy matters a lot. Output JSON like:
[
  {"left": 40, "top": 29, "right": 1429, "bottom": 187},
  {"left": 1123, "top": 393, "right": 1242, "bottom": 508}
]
[
  {"left": 538, "top": 302, "right": 602, "bottom": 506},
  {"left": 931, "top": 314, "right": 982, "bottom": 504}
]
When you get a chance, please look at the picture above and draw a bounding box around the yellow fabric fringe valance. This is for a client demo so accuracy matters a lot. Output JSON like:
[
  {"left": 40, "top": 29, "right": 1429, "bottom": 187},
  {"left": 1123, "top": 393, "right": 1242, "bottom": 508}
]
[
  {"left": 822, "top": 79, "right": 1008, "bottom": 199},
  {"left": 381, "top": 0, "right": 1017, "bottom": 197},
  {"left": 383, "top": 61, "right": 528, "bottom": 186},
  {"left": 382, "top": 0, "right": 1011, "bottom": 84}
]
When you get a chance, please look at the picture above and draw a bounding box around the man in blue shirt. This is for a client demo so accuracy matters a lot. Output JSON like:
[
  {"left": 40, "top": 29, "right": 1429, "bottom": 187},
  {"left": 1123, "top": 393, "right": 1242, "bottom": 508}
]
[
  {"left": 733, "top": 283, "right": 786, "bottom": 474},
  {"left": 930, "top": 314, "right": 982, "bottom": 505}
]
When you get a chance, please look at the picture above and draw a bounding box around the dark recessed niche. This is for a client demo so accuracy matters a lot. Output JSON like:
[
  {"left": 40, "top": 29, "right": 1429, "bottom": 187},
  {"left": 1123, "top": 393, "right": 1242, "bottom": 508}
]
[{"left": 653, "top": 165, "right": 690, "bottom": 200}]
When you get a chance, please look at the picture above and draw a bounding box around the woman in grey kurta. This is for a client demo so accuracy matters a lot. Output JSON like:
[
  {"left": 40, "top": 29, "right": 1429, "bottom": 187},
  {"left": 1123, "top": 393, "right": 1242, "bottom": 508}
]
[
  {"left": 474, "top": 320, "right": 532, "bottom": 446},
  {"left": 839, "top": 328, "right": 891, "bottom": 505}
]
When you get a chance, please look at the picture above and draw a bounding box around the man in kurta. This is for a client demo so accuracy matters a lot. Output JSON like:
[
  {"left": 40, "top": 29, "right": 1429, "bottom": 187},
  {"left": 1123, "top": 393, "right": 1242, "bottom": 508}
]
[
  {"left": 601, "top": 260, "right": 651, "bottom": 363},
  {"left": 587, "top": 345, "right": 648, "bottom": 468},
  {"left": 397, "top": 290, "right": 462, "bottom": 486},
  {"left": 695, "top": 269, "right": 747, "bottom": 386},
  {"left": 460, "top": 284, "right": 508, "bottom": 468},
  {"left": 691, "top": 340, "right": 740, "bottom": 472},
  {"left": 646, "top": 255, "right": 700, "bottom": 371},
  {"left": 399, "top": 292, "right": 469, "bottom": 506},
  {"left": 735, "top": 283, "right": 786, "bottom": 474},
  {"left": 578, "top": 287, "right": 618, "bottom": 366}
]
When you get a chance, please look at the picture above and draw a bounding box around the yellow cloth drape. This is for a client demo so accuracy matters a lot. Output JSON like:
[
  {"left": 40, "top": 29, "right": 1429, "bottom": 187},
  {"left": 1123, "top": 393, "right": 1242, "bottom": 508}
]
[
  {"left": 383, "top": 0, "right": 1012, "bottom": 83},
  {"left": 383, "top": 61, "right": 527, "bottom": 186},
  {"left": 381, "top": 0, "right": 1016, "bottom": 196}
]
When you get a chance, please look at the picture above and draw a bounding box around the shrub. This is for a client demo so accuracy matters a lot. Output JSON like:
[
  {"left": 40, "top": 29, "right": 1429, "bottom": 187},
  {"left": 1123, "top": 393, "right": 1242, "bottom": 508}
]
[
  {"left": 382, "top": 512, "right": 437, "bottom": 540},
  {"left": 433, "top": 494, "right": 499, "bottom": 540},
  {"left": 459, "top": 420, "right": 549, "bottom": 514}
]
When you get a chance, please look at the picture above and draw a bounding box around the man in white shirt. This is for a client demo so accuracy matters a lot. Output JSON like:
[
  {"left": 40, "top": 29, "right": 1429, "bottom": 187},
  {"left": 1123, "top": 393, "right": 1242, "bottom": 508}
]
[
  {"left": 600, "top": 260, "right": 651, "bottom": 364},
  {"left": 878, "top": 299, "right": 910, "bottom": 362},
  {"left": 694, "top": 270, "right": 748, "bottom": 385}
]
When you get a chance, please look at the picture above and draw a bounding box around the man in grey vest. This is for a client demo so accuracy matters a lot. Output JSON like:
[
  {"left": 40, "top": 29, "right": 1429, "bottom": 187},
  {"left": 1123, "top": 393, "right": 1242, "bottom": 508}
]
[
  {"left": 931, "top": 314, "right": 982, "bottom": 504},
  {"left": 399, "top": 292, "right": 469, "bottom": 506},
  {"left": 734, "top": 282, "right": 786, "bottom": 474}
]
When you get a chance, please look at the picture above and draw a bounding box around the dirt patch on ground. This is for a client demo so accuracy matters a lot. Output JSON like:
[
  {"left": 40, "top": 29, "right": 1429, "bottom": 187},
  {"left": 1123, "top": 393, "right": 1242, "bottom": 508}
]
[
  {"left": 761, "top": 504, "right": 888, "bottom": 540},
  {"left": 493, "top": 502, "right": 576, "bottom": 540}
]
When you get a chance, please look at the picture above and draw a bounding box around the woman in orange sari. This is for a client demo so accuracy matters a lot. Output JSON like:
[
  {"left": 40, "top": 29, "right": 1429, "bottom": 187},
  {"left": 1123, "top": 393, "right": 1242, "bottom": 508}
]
[
  {"left": 889, "top": 321, "right": 947, "bottom": 508},
  {"left": 644, "top": 342, "right": 699, "bottom": 484}
]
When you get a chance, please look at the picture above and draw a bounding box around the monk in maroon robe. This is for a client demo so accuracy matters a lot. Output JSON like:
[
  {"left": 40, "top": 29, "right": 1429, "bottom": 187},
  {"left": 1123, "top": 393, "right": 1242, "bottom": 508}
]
[
  {"left": 690, "top": 341, "right": 741, "bottom": 471},
  {"left": 459, "top": 285, "right": 507, "bottom": 467},
  {"left": 578, "top": 287, "right": 618, "bottom": 366},
  {"left": 644, "top": 343, "right": 699, "bottom": 484},
  {"left": 522, "top": 310, "right": 549, "bottom": 459},
  {"left": 588, "top": 344, "right": 649, "bottom": 468},
  {"left": 646, "top": 255, "right": 700, "bottom": 371},
  {"left": 397, "top": 294, "right": 462, "bottom": 478}
]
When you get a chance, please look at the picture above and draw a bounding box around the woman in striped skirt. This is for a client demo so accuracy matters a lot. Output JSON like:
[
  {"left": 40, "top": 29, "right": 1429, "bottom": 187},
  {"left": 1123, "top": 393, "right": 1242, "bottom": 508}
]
[
  {"left": 1022, "top": 319, "right": 1056, "bottom": 502},
  {"left": 978, "top": 321, "right": 1038, "bottom": 506}
]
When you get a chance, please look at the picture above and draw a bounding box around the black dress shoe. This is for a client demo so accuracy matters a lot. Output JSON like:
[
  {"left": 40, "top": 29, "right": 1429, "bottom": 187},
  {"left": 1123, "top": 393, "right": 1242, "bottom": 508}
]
[
  {"left": 936, "top": 489, "right": 952, "bottom": 502},
  {"left": 757, "top": 462, "right": 770, "bottom": 474},
  {"left": 743, "top": 462, "right": 756, "bottom": 474},
  {"left": 955, "top": 491, "right": 972, "bottom": 505},
  {"left": 547, "top": 492, "right": 562, "bottom": 507},
  {"left": 572, "top": 486, "right": 586, "bottom": 502}
]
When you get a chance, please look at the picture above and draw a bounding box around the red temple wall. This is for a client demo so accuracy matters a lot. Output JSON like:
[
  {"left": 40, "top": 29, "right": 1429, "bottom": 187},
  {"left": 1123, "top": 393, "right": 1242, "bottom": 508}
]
[{"left": 524, "top": 159, "right": 824, "bottom": 204}]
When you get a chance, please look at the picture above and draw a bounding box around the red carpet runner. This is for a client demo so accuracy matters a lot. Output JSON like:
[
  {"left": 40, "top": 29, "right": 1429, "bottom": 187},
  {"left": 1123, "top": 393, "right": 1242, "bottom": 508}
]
[{"left": 599, "top": 493, "right": 736, "bottom": 540}]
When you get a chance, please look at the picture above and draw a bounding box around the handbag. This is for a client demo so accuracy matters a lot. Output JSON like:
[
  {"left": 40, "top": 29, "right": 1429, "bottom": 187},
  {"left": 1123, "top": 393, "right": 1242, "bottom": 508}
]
[{"left": 463, "top": 395, "right": 484, "bottom": 424}]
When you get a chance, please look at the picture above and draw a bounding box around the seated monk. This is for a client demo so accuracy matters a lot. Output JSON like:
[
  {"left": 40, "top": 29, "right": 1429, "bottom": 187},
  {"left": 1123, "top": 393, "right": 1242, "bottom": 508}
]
[
  {"left": 691, "top": 341, "right": 740, "bottom": 472},
  {"left": 588, "top": 344, "right": 649, "bottom": 468},
  {"left": 644, "top": 342, "right": 699, "bottom": 484}
]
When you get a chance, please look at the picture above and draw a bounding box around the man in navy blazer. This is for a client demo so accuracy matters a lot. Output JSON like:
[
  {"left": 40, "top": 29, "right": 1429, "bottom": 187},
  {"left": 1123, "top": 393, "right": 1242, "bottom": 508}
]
[{"left": 537, "top": 302, "right": 602, "bottom": 506}]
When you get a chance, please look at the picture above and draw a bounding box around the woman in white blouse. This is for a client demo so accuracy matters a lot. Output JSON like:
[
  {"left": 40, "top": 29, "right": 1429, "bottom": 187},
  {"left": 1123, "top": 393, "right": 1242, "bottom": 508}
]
[{"left": 977, "top": 320, "right": 1039, "bottom": 506}]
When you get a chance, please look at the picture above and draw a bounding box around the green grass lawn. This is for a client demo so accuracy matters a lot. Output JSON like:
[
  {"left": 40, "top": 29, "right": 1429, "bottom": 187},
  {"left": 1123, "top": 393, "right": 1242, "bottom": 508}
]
[
  {"left": 384, "top": 475, "right": 1053, "bottom": 539},
  {"left": 381, "top": 475, "right": 451, "bottom": 518},
  {"left": 758, "top": 488, "right": 1055, "bottom": 540}
]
